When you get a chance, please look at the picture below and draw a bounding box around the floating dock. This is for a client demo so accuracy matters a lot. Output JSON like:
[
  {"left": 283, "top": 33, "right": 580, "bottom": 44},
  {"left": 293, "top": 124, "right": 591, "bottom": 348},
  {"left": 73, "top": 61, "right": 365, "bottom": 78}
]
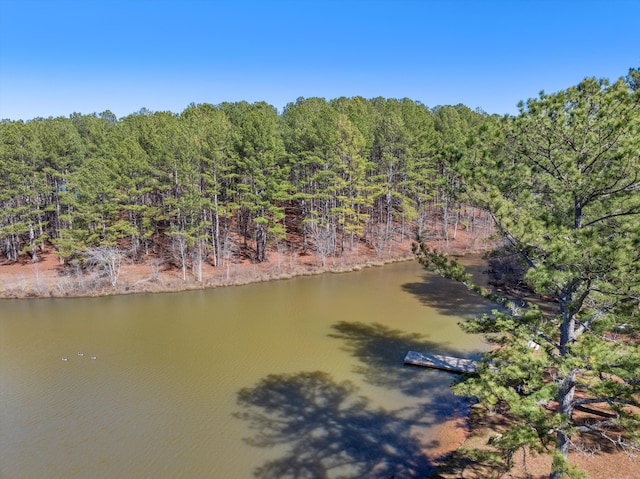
[{"left": 404, "top": 351, "right": 478, "bottom": 374}]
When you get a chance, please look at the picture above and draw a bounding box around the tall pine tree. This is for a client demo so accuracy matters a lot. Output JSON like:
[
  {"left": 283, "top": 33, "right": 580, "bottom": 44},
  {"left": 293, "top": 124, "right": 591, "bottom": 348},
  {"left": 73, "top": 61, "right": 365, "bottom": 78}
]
[{"left": 416, "top": 73, "right": 640, "bottom": 478}]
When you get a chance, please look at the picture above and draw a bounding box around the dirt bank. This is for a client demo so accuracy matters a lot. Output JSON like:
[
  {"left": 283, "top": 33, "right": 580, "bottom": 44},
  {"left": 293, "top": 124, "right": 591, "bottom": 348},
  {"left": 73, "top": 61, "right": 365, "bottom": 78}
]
[
  {"left": 431, "top": 403, "right": 639, "bottom": 479},
  {"left": 0, "top": 231, "right": 486, "bottom": 299}
]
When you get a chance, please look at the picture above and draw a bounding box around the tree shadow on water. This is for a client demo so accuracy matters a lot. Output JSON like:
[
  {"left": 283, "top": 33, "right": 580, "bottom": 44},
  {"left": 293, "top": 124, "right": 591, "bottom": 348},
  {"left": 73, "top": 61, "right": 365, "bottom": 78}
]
[
  {"left": 328, "top": 321, "right": 475, "bottom": 397},
  {"left": 235, "top": 371, "right": 466, "bottom": 479},
  {"left": 401, "top": 273, "right": 494, "bottom": 319}
]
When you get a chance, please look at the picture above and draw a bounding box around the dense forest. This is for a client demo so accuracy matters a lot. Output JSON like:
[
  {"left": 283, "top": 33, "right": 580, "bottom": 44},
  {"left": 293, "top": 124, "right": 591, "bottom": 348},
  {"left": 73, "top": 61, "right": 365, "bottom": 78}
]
[{"left": 0, "top": 97, "right": 491, "bottom": 279}]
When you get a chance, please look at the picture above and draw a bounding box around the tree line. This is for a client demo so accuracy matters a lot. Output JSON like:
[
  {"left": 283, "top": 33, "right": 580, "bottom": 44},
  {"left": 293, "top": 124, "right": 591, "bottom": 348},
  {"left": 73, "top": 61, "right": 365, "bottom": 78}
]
[{"left": 0, "top": 97, "right": 489, "bottom": 278}]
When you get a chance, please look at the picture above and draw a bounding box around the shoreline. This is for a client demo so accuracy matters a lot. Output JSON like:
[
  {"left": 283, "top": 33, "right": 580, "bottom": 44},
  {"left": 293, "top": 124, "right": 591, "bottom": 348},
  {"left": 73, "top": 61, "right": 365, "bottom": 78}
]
[
  {"left": 3, "top": 239, "right": 632, "bottom": 478},
  {"left": 0, "top": 235, "right": 492, "bottom": 473},
  {"left": 0, "top": 233, "right": 488, "bottom": 300},
  {"left": 0, "top": 249, "right": 419, "bottom": 300}
]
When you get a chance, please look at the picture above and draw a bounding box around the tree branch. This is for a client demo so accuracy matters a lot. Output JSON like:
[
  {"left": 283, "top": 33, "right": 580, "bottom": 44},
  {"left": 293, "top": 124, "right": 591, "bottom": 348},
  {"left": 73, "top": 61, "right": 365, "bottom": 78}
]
[
  {"left": 574, "top": 397, "right": 640, "bottom": 408},
  {"left": 575, "top": 304, "right": 614, "bottom": 337},
  {"left": 582, "top": 207, "right": 640, "bottom": 228}
]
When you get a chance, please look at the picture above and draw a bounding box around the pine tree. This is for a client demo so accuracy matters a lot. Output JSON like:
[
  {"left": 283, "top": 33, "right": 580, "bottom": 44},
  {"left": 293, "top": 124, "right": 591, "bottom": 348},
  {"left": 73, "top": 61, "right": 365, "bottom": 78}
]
[
  {"left": 415, "top": 73, "right": 640, "bottom": 478},
  {"left": 226, "top": 102, "right": 288, "bottom": 262}
]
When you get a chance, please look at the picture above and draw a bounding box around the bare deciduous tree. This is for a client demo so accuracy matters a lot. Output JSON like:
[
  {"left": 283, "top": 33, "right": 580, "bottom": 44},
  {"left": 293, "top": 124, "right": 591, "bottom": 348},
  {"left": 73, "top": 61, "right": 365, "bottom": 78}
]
[{"left": 83, "top": 246, "right": 123, "bottom": 287}]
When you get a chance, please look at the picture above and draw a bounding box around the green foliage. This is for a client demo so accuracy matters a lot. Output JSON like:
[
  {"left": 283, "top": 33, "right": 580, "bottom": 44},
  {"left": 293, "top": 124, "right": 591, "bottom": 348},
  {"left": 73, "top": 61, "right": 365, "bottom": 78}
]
[
  {"left": 1, "top": 97, "right": 469, "bottom": 269},
  {"left": 550, "top": 450, "right": 587, "bottom": 479},
  {"left": 418, "top": 72, "right": 640, "bottom": 478}
]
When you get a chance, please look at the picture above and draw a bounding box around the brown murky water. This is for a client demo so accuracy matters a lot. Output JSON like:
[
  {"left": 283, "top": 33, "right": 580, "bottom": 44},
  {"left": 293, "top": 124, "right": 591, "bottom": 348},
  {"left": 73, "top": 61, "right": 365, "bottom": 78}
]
[{"left": 0, "top": 259, "right": 494, "bottom": 479}]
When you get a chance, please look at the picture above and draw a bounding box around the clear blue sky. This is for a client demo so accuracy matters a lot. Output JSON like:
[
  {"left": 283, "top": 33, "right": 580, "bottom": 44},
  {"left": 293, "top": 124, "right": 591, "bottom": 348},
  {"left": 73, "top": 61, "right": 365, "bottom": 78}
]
[{"left": 1, "top": 0, "right": 638, "bottom": 120}]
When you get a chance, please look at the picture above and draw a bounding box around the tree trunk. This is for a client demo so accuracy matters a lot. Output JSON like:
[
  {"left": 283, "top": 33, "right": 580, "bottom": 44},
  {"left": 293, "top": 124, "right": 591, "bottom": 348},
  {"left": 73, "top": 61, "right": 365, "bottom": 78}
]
[
  {"left": 212, "top": 167, "right": 221, "bottom": 267},
  {"left": 29, "top": 225, "right": 37, "bottom": 261},
  {"left": 550, "top": 291, "right": 578, "bottom": 478},
  {"left": 255, "top": 222, "right": 266, "bottom": 263},
  {"left": 442, "top": 199, "right": 449, "bottom": 242},
  {"left": 550, "top": 370, "right": 577, "bottom": 479},
  {"left": 193, "top": 240, "right": 203, "bottom": 282}
]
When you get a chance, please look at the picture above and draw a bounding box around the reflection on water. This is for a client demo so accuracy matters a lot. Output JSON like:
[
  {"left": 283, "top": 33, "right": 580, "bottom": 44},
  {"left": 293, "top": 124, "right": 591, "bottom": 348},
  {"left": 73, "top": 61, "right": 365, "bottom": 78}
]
[
  {"left": 329, "top": 321, "right": 463, "bottom": 397},
  {"left": 0, "top": 259, "right": 493, "bottom": 479},
  {"left": 236, "top": 371, "right": 440, "bottom": 478}
]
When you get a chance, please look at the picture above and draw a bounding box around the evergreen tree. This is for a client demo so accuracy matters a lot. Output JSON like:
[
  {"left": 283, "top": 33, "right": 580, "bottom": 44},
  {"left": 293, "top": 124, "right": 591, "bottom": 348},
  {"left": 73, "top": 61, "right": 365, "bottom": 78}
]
[
  {"left": 282, "top": 97, "right": 341, "bottom": 262},
  {"left": 333, "top": 113, "right": 370, "bottom": 253},
  {"left": 370, "top": 99, "right": 410, "bottom": 253},
  {"left": 415, "top": 74, "right": 640, "bottom": 478},
  {"left": 396, "top": 98, "right": 438, "bottom": 241},
  {"left": 181, "top": 103, "right": 233, "bottom": 268},
  {"left": 0, "top": 121, "right": 47, "bottom": 261},
  {"left": 432, "top": 104, "right": 487, "bottom": 243},
  {"left": 225, "top": 102, "right": 288, "bottom": 262},
  {"left": 33, "top": 117, "right": 87, "bottom": 259}
]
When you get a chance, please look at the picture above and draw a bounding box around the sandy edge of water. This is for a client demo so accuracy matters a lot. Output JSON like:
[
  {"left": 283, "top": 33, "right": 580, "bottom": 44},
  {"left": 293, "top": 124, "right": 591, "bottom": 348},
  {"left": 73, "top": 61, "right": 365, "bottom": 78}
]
[{"left": 0, "top": 230, "right": 490, "bottom": 300}]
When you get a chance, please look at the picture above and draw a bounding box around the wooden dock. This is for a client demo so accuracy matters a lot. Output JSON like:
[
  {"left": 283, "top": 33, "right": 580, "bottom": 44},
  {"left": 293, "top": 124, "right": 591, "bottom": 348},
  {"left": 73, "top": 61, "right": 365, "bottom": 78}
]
[{"left": 404, "top": 351, "right": 478, "bottom": 374}]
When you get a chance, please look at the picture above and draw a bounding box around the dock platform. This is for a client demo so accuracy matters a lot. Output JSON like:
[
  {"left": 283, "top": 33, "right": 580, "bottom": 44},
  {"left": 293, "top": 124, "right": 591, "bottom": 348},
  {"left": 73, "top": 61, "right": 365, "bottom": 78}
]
[{"left": 404, "top": 351, "right": 478, "bottom": 374}]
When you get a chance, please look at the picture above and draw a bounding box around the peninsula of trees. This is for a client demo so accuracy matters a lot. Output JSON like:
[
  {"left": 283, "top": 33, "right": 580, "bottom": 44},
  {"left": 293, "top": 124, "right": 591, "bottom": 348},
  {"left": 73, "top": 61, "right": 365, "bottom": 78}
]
[{"left": 0, "top": 97, "right": 489, "bottom": 280}]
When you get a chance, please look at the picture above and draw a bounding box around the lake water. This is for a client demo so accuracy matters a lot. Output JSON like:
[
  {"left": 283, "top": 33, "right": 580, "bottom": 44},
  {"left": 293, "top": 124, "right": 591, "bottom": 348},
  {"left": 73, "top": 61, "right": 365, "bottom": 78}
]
[{"left": 0, "top": 259, "right": 494, "bottom": 479}]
